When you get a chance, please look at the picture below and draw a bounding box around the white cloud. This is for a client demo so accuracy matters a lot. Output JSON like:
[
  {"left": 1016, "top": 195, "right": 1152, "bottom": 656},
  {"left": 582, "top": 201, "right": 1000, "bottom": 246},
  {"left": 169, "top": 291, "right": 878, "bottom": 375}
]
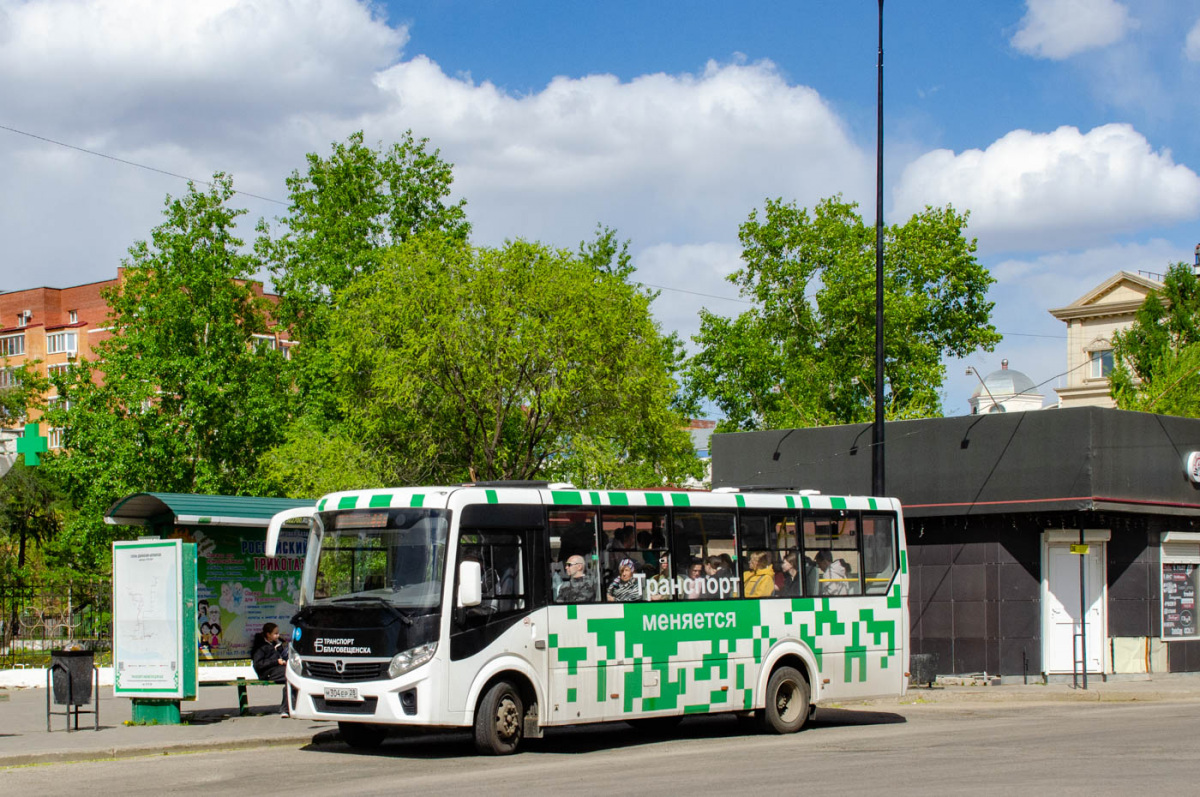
[
  {"left": 0, "top": 0, "right": 873, "bottom": 300},
  {"left": 1011, "top": 0, "right": 1136, "bottom": 60},
  {"left": 1186, "top": 18, "right": 1200, "bottom": 62},
  {"left": 892, "top": 124, "right": 1200, "bottom": 253},
  {"left": 361, "top": 56, "right": 871, "bottom": 248}
]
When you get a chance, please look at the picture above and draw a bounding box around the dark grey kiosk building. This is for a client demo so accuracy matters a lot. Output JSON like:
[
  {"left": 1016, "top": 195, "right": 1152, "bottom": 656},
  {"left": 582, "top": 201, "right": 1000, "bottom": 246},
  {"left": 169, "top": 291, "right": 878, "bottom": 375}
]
[{"left": 713, "top": 406, "right": 1200, "bottom": 680}]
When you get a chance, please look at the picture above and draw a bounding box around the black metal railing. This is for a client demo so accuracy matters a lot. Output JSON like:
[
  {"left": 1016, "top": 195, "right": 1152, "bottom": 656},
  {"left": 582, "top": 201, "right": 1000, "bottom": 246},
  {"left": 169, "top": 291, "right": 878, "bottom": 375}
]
[{"left": 0, "top": 580, "right": 112, "bottom": 668}]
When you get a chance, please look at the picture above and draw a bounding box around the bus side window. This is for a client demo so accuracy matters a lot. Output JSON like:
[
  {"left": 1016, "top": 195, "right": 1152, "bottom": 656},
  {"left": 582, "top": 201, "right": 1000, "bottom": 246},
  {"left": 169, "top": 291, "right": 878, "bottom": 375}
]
[
  {"left": 673, "top": 510, "right": 739, "bottom": 599},
  {"left": 549, "top": 509, "right": 600, "bottom": 604},
  {"left": 862, "top": 514, "right": 897, "bottom": 594},
  {"left": 802, "top": 511, "right": 862, "bottom": 596}
]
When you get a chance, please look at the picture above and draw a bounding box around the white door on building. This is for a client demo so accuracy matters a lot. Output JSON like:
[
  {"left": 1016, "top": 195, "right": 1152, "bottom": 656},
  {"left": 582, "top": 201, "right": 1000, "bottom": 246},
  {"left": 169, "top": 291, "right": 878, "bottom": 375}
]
[{"left": 1044, "top": 540, "right": 1106, "bottom": 674}]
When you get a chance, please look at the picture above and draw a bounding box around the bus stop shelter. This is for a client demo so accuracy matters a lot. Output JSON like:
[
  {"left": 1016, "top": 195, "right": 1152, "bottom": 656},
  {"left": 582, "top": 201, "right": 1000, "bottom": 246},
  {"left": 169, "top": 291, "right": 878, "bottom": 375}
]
[{"left": 105, "top": 492, "right": 315, "bottom": 659}]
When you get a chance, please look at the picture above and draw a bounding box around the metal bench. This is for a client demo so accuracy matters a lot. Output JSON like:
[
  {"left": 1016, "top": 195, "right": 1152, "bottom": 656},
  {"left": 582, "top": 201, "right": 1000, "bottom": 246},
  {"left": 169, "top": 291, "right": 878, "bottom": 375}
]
[{"left": 198, "top": 676, "right": 277, "bottom": 716}]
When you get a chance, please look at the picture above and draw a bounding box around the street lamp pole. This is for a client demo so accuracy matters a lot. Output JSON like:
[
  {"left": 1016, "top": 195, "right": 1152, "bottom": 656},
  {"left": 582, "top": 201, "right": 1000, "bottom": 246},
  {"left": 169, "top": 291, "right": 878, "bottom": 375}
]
[{"left": 872, "top": 0, "right": 886, "bottom": 497}]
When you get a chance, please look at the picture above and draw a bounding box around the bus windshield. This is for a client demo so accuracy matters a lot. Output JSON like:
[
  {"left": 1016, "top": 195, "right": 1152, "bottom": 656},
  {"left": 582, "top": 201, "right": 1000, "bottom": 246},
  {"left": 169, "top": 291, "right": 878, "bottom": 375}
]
[{"left": 313, "top": 508, "right": 449, "bottom": 611}]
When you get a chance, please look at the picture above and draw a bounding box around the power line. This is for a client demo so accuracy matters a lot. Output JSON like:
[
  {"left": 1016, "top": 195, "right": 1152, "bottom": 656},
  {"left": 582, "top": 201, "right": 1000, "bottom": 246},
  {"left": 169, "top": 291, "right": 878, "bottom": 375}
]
[{"left": 0, "top": 122, "right": 287, "bottom": 206}]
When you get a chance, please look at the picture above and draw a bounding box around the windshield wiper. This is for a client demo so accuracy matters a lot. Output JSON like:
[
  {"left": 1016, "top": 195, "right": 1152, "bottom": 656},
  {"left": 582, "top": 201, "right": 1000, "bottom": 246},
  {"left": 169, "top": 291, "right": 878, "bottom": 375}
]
[{"left": 329, "top": 595, "right": 414, "bottom": 625}]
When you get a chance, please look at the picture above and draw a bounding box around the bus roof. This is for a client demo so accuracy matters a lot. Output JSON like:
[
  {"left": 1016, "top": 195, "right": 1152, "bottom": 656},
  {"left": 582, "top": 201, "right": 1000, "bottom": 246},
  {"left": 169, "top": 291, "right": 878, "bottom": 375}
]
[{"left": 312, "top": 485, "right": 901, "bottom": 514}]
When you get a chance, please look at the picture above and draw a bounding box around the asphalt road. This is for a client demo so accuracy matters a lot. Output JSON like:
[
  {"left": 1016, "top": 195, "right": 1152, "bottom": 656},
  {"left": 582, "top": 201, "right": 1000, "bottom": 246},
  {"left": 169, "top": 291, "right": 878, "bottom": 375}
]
[{"left": 4, "top": 701, "right": 1195, "bottom": 795}]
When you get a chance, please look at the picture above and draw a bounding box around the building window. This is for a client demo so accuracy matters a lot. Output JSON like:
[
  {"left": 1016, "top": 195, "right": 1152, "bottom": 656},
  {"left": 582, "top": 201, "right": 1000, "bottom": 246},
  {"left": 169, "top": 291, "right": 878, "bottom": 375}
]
[
  {"left": 48, "top": 428, "right": 63, "bottom": 450},
  {"left": 0, "top": 333, "right": 24, "bottom": 357},
  {"left": 1090, "top": 349, "right": 1113, "bottom": 379},
  {"left": 16, "top": 312, "right": 28, "bottom": 328},
  {"left": 0, "top": 368, "right": 20, "bottom": 389},
  {"left": 69, "top": 310, "right": 78, "bottom": 324},
  {"left": 46, "top": 331, "right": 78, "bottom": 356},
  {"left": 251, "top": 333, "right": 277, "bottom": 353}
]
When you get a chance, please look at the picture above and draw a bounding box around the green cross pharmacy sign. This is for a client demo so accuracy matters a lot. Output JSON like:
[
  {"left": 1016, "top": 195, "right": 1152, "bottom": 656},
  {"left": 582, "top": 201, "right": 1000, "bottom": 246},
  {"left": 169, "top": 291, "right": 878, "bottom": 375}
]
[{"left": 15, "top": 423, "right": 48, "bottom": 466}]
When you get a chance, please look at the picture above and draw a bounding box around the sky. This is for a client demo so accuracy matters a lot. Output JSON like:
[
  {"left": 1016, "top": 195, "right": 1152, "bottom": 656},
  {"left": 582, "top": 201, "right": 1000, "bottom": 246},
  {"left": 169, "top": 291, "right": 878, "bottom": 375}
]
[{"left": 2, "top": 0, "right": 1199, "bottom": 415}]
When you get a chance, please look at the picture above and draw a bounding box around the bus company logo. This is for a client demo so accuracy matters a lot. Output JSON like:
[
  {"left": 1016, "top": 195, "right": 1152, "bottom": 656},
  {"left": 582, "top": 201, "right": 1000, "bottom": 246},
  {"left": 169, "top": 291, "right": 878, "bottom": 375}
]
[{"left": 314, "top": 637, "right": 372, "bottom": 655}]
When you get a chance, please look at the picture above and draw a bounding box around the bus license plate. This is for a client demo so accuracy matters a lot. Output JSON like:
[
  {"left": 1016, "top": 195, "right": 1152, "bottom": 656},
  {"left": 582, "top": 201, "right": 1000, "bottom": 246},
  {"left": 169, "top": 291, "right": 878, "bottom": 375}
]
[{"left": 324, "top": 686, "right": 361, "bottom": 702}]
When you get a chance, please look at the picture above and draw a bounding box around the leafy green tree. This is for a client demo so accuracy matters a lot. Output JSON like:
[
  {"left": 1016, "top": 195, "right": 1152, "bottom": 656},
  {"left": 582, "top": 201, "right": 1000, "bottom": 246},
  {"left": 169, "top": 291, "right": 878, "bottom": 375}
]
[
  {"left": 324, "top": 231, "right": 700, "bottom": 487},
  {"left": 257, "top": 416, "right": 391, "bottom": 499},
  {"left": 0, "top": 460, "right": 66, "bottom": 578},
  {"left": 685, "top": 196, "right": 1000, "bottom": 430},
  {"left": 259, "top": 131, "right": 470, "bottom": 422},
  {"left": 1111, "top": 262, "right": 1200, "bottom": 416},
  {"left": 45, "top": 175, "right": 293, "bottom": 569}
]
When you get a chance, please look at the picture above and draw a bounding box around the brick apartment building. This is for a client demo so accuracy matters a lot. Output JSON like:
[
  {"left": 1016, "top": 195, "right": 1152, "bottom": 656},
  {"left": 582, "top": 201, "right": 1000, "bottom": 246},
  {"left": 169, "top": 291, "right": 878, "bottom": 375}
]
[{"left": 0, "top": 271, "right": 291, "bottom": 456}]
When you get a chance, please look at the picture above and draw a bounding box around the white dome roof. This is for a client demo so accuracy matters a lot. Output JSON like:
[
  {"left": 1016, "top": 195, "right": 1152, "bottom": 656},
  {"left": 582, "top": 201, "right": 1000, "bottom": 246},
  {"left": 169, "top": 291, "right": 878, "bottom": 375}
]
[{"left": 971, "top": 361, "right": 1037, "bottom": 399}]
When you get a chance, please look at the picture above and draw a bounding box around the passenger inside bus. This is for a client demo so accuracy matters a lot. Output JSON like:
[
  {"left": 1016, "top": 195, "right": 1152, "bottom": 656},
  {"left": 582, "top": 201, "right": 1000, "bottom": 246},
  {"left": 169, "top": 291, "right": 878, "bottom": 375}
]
[
  {"left": 557, "top": 555, "right": 595, "bottom": 603},
  {"left": 606, "top": 558, "right": 642, "bottom": 602},
  {"left": 742, "top": 551, "right": 775, "bottom": 598},
  {"left": 775, "top": 552, "right": 800, "bottom": 597}
]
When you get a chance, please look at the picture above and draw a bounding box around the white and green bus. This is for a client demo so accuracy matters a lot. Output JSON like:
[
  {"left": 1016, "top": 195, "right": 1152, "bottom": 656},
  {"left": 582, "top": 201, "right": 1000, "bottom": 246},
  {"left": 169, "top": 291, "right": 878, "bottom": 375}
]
[{"left": 266, "top": 482, "right": 908, "bottom": 754}]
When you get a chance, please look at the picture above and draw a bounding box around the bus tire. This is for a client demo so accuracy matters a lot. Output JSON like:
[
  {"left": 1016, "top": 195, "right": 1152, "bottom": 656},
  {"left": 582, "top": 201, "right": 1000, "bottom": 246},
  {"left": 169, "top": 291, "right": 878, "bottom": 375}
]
[
  {"left": 338, "top": 721, "right": 386, "bottom": 749},
  {"left": 758, "top": 666, "right": 810, "bottom": 734},
  {"left": 474, "top": 679, "right": 524, "bottom": 755}
]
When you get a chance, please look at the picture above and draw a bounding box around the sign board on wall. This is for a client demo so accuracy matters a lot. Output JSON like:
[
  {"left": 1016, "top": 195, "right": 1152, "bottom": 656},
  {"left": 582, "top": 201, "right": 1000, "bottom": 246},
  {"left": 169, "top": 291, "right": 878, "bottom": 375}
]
[
  {"left": 168, "top": 525, "right": 309, "bottom": 659},
  {"left": 112, "top": 539, "right": 197, "bottom": 699},
  {"left": 1161, "top": 531, "right": 1200, "bottom": 641},
  {"left": 1162, "top": 563, "right": 1199, "bottom": 639}
]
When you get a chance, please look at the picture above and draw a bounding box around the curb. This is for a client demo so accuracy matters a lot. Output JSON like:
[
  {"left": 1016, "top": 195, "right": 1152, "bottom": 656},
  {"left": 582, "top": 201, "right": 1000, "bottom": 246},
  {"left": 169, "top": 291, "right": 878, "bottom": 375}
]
[{"left": 0, "top": 732, "right": 332, "bottom": 768}]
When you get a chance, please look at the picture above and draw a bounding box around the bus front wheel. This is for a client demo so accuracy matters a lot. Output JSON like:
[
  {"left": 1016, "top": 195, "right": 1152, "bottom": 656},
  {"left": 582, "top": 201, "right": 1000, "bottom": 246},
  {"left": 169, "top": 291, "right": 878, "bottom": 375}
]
[
  {"left": 338, "top": 721, "right": 386, "bottom": 749},
  {"left": 474, "top": 679, "right": 524, "bottom": 755},
  {"left": 758, "top": 666, "right": 810, "bottom": 734}
]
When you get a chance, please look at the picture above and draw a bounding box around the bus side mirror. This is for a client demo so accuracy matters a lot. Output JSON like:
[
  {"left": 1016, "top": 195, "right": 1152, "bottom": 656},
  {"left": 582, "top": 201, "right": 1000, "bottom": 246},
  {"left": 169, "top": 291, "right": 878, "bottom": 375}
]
[{"left": 458, "top": 561, "right": 482, "bottom": 608}]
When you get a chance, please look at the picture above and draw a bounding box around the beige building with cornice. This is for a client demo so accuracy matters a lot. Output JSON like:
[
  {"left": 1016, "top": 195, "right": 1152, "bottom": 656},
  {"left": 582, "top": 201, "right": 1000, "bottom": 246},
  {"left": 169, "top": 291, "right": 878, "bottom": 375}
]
[{"left": 1048, "top": 271, "right": 1163, "bottom": 409}]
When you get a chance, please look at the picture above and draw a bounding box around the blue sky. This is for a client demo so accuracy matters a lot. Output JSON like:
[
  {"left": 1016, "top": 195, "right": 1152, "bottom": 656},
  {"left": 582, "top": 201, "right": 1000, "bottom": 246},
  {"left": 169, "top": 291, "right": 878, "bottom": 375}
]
[{"left": 2, "top": 0, "right": 1199, "bottom": 415}]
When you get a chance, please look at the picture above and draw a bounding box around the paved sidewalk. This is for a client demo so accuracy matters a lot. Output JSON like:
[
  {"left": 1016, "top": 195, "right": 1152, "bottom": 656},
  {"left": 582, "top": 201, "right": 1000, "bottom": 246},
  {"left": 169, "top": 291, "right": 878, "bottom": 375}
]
[
  {"left": 2, "top": 674, "right": 1200, "bottom": 767},
  {"left": 0, "top": 682, "right": 338, "bottom": 768}
]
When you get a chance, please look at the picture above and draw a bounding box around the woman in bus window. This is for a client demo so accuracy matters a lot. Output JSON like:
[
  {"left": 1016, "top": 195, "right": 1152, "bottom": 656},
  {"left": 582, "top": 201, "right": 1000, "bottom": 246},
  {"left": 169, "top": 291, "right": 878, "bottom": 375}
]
[
  {"left": 775, "top": 552, "right": 800, "bottom": 597},
  {"left": 607, "top": 558, "right": 643, "bottom": 602},
  {"left": 742, "top": 551, "right": 776, "bottom": 598}
]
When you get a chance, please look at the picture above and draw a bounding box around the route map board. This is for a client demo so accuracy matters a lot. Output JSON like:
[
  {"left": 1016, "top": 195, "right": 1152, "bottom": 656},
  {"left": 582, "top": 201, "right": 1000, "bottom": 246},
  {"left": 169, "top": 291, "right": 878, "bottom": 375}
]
[
  {"left": 112, "top": 539, "right": 197, "bottom": 699},
  {"left": 1162, "top": 563, "right": 1198, "bottom": 640}
]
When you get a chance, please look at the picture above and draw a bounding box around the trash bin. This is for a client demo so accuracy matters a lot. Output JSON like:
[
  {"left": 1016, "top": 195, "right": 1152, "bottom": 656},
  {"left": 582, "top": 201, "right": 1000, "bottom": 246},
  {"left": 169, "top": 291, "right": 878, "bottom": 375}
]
[
  {"left": 51, "top": 648, "right": 94, "bottom": 706},
  {"left": 909, "top": 653, "right": 938, "bottom": 687}
]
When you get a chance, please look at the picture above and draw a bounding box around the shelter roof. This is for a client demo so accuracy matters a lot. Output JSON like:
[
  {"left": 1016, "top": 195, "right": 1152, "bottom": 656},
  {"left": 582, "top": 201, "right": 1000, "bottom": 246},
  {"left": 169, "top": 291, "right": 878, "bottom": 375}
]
[{"left": 105, "top": 492, "right": 315, "bottom": 528}]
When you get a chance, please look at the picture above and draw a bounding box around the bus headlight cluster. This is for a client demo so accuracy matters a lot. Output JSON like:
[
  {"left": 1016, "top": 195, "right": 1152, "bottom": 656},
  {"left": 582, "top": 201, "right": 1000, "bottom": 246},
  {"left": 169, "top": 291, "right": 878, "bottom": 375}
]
[
  {"left": 387, "top": 642, "right": 436, "bottom": 679},
  {"left": 288, "top": 645, "right": 302, "bottom": 676}
]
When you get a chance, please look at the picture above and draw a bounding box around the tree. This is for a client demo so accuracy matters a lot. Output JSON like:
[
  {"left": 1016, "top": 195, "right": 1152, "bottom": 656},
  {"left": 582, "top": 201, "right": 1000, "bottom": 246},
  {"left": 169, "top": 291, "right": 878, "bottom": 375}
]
[
  {"left": 1111, "top": 262, "right": 1200, "bottom": 416},
  {"left": 685, "top": 196, "right": 1000, "bottom": 430},
  {"left": 0, "top": 460, "right": 65, "bottom": 578},
  {"left": 325, "top": 231, "right": 700, "bottom": 487},
  {"left": 45, "top": 175, "right": 293, "bottom": 568},
  {"left": 259, "top": 131, "right": 470, "bottom": 422}
]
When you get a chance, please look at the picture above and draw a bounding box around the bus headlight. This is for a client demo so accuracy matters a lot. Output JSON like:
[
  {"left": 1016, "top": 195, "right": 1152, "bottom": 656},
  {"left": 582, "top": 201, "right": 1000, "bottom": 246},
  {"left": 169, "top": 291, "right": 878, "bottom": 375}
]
[
  {"left": 288, "top": 646, "right": 302, "bottom": 676},
  {"left": 387, "top": 642, "right": 436, "bottom": 679}
]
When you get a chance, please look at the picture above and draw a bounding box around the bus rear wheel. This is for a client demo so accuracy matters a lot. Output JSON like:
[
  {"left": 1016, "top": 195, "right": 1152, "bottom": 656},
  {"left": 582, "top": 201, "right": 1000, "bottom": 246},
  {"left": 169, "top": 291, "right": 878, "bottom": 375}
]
[
  {"left": 757, "top": 666, "right": 810, "bottom": 734},
  {"left": 338, "top": 721, "right": 387, "bottom": 749},
  {"left": 474, "top": 679, "right": 524, "bottom": 755}
]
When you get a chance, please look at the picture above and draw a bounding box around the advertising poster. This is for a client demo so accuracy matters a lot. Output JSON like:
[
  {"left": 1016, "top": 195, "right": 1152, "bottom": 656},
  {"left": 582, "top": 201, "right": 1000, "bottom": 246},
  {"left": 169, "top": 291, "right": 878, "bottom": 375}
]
[
  {"left": 169, "top": 525, "right": 309, "bottom": 659},
  {"left": 1162, "top": 563, "right": 1198, "bottom": 639},
  {"left": 113, "top": 539, "right": 185, "bottom": 697}
]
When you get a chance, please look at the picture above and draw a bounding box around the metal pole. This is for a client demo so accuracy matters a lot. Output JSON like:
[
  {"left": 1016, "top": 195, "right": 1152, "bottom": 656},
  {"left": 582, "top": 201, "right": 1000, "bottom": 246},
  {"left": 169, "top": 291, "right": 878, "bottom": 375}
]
[
  {"left": 1079, "top": 527, "right": 1088, "bottom": 690},
  {"left": 872, "top": 0, "right": 886, "bottom": 497}
]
